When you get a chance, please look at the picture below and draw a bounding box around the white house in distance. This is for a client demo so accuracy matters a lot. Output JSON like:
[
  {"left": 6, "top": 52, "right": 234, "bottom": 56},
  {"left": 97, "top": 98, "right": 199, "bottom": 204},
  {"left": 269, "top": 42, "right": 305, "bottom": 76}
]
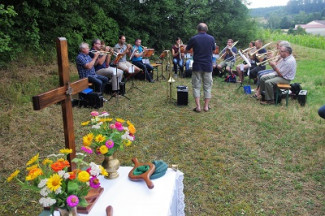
[{"left": 295, "top": 20, "right": 325, "bottom": 36}]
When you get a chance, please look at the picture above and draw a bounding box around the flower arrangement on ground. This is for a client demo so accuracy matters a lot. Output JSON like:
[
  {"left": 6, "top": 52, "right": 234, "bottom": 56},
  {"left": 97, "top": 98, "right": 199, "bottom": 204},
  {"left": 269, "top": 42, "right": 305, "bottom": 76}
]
[
  {"left": 80, "top": 111, "right": 136, "bottom": 157},
  {"left": 6, "top": 148, "right": 108, "bottom": 214}
]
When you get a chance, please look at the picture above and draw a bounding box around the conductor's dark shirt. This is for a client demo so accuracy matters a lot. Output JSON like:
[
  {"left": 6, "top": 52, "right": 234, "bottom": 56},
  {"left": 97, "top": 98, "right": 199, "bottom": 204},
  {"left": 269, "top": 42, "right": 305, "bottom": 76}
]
[{"left": 186, "top": 32, "right": 216, "bottom": 72}]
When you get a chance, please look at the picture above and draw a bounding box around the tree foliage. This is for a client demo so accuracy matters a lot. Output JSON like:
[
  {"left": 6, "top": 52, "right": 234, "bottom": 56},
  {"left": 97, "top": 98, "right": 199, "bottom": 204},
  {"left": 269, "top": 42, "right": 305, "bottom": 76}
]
[{"left": 0, "top": 0, "right": 256, "bottom": 67}]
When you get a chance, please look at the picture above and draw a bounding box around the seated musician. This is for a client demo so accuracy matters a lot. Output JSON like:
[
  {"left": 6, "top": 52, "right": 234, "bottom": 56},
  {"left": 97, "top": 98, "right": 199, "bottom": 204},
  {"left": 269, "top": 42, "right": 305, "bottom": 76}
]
[
  {"left": 89, "top": 39, "right": 124, "bottom": 92},
  {"left": 114, "top": 35, "right": 141, "bottom": 80},
  {"left": 76, "top": 42, "right": 108, "bottom": 94},
  {"left": 172, "top": 37, "right": 184, "bottom": 77},
  {"left": 235, "top": 41, "right": 255, "bottom": 83},
  {"left": 217, "top": 39, "right": 237, "bottom": 75},
  {"left": 131, "top": 38, "right": 155, "bottom": 83},
  {"left": 259, "top": 44, "right": 296, "bottom": 105},
  {"left": 252, "top": 40, "right": 291, "bottom": 99},
  {"left": 248, "top": 40, "right": 267, "bottom": 82}
]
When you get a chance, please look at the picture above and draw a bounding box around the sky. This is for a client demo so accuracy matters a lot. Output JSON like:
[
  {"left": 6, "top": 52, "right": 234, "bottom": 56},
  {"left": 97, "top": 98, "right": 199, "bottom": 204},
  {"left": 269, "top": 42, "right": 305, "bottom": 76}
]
[{"left": 246, "top": 0, "right": 290, "bottom": 9}]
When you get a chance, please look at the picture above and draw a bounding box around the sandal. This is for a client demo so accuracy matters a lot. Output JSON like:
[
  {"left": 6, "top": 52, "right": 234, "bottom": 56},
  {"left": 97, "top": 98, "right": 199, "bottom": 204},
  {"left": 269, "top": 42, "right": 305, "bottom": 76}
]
[
  {"left": 193, "top": 108, "right": 201, "bottom": 113},
  {"left": 204, "top": 107, "right": 211, "bottom": 112},
  {"left": 251, "top": 94, "right": 258, "bottom": 98}
]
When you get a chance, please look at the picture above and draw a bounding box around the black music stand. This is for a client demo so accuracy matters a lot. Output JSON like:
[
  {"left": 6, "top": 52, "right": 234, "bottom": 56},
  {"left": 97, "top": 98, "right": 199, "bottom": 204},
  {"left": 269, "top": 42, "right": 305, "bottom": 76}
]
[
  {"left": 128, "top": 65, "right": 144, "bottom": 93},
  {"left": 108, "top": 54, "right": 130, "bottom": 103},
  {"left": 142, "top": 49, "right": 155, "bottom": 82},
  {"left": 158, "top": 50, "right": 169, "bottom": 80}
]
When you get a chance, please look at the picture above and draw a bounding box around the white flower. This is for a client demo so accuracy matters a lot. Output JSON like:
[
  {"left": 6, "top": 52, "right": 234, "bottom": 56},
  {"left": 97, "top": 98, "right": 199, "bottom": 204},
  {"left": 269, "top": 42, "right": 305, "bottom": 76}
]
[
  {"left": 122, "top": 131, "right": 134, "bottom": 141},
  {"left": 89, "top": 162, "right": 101, "bottom": 176},
  {"left": 92, "top": 125, "right": 100, "bottom": 129},
  {"left": 38, "top": 179, "right": 48, "bottom": 188},
  {"left": 63, "top": 172, "right": 70, "bottom": 179},
  {"left": 39, "top": 197, "right": 56, "bottom": 207},
  {"left": 76, "top": 152, "right": 86, "bottom": 157},
  {"left": 40, "top": 187, "right": 50, "bottom": 197},
  {"left": 58, "top": 170, "right": 65, "bottom": 177},
  {"left": 99, "top": 112, "right": 109, "bottom": 117},
  {"left": 55, "top": 187, "right": 62, "bottom": 195}
]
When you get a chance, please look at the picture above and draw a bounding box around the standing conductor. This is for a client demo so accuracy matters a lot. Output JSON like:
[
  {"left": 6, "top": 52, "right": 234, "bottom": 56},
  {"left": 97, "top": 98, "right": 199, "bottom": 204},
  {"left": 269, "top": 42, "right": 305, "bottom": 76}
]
[{"left": 186, "top": 23, "right": 216, "bottom": 112}]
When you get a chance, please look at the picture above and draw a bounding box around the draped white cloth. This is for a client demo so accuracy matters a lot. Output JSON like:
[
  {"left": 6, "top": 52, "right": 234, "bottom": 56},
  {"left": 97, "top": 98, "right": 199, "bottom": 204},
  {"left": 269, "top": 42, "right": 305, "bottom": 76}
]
[{"left": 40, "top": 167, "right": 185, "bottom": 216}]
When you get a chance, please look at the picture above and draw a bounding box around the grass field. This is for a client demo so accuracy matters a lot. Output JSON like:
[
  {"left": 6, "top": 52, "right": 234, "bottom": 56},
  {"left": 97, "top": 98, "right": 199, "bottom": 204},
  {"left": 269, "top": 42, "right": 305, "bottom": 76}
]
[{"left": 0, "top": 44, "right": 324, "bottom": 215}]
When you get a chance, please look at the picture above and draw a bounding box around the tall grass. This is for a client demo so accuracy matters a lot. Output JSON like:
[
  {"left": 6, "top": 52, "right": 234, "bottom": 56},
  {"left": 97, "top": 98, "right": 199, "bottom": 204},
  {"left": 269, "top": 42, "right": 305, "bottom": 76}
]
[{"left": 257, "top": 29, "right": 325, "bottom": 50}]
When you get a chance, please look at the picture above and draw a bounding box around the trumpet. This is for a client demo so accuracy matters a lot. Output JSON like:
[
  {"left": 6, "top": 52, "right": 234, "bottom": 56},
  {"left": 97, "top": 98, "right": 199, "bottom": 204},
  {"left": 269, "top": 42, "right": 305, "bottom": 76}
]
[
  {"left": 89, "top": 50, "right": 116, "bottom": 55},
  {"left": 256, "top": 55, "right": 280, "bottom": 66}
]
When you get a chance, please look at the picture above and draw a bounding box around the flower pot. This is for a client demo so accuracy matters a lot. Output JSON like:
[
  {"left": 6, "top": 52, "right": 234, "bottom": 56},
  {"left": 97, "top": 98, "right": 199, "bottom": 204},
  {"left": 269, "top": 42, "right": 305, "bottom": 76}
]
[
  {"left": 58, "top": 207, "right": 78, "bottom": 216},
  {"left": 102, "top": 152, "right": 120, "bottom": 179}
]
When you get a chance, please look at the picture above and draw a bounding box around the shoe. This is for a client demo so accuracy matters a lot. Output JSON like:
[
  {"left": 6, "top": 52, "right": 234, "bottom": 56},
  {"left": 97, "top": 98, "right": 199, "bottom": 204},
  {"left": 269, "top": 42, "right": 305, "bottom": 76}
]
[
  {"left": 260, "top": 100, "right": 274, "bottom": 105},
  {"left": 251, "top": 94, "right": 258, "bottom": 98},
  {"left": 103, "top": 98, "right": 108, "bottom": 103},
  {"left": 203, "top": 107, "right": 211, "bottom": 112},
  {"left": 193, "top": 108, "right": 201, "bottom": 113},
  {"left": 149, "top": 79, "right": 155, "bottom": 83}
]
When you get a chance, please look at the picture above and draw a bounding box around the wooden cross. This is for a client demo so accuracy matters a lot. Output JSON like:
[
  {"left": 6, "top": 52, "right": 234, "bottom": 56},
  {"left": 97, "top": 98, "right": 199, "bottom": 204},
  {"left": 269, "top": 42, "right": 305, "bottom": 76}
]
[{"left": 32, "top": 37, "right": 89, "bottom": 170}]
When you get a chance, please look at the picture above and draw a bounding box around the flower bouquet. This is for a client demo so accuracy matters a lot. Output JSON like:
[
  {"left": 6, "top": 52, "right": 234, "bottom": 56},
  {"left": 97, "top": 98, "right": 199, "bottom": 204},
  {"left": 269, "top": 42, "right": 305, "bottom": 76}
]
[
  {"left": 7, "top": 148, "right": 108, "bottom": 215},
  {"left": 81, "top": 111, "right": 136, "bottom": 178}
]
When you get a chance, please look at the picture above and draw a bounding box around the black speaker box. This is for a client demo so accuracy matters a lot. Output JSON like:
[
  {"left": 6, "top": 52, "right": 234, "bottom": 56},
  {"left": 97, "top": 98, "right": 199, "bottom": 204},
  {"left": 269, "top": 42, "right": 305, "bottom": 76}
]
[
  {"left": 298, "top": 90, "right": 307, "bottom": 106},
  {"left": 177, "top": 86, "right": 188, "bottom": 106}
]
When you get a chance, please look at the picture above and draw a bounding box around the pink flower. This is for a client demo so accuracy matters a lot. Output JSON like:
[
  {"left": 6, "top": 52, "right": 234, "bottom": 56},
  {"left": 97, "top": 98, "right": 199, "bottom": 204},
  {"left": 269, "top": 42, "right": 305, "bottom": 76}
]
[
  {"left": 109, "top": 124, "right": 116, "bottom": 129},
  {"left": 115, "top": 122, "right": 122, "bottom": 128},
  {"left": 105, "top": 140, "right": 114, "bottom": 149},
  {"left": 116, "top": 126, "right": 124, "bottom": 132},
  {"left": 66, "top": 195, "right": 79, "bottom": 207},
  {"left": 91, "top": 111, "right": 99, "bottom": 116},
  {"left": 81, "top": 146, "right": 93, "bottom": 154},
  {"left": 89, "top": 176, "right": 100, "bottom": 188}
]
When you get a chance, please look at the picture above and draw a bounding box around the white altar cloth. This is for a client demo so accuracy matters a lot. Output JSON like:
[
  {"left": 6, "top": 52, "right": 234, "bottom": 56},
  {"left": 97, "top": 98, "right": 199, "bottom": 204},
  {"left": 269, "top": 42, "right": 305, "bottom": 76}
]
[{"left": 40, "top": 167, "right": 185, "bottom": 216}]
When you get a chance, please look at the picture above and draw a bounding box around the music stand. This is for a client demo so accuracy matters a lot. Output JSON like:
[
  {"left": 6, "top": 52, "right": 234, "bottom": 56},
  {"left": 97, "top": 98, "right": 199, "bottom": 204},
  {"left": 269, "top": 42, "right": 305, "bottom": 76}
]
[
  {"left": 158, "top": 50, "right": 169, "bottom": 80},
  {"left": 142, "top": 49, "right": 155, "bottom": 82},
  {"left": 108, "top": 54, "right": 130, "bottom": 103},
  {"left": 128, "top": 64, "right": 144, "bottom": 93}
]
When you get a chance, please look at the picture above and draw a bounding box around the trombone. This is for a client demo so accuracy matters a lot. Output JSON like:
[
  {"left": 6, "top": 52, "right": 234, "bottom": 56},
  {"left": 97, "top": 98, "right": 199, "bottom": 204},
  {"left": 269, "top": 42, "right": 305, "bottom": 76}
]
[
  {"left": 256, "top": 55, "right": 280, "bottom": 66},
  {"left": 217, "top": 40, "right": 239, "bottom": 60},
  {"left": 248, "top": 42, "right": 272, "bottom": 58}
]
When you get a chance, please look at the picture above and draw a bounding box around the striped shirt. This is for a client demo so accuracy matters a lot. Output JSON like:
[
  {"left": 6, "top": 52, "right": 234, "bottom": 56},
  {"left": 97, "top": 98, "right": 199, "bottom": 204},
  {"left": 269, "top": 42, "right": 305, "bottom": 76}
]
[{"left": 277, "top": 54, "right": 296, "bottom": 81}]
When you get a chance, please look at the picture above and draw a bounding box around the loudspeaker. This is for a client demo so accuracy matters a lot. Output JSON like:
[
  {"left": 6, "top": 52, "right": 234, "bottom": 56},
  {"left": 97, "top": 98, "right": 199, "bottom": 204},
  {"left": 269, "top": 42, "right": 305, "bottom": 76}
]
[
  {"left": 177, "top": 86, "right": 188, "bottom": 106},
  {"left": 298, "top": 90, "right": 307, "bottom": 106}
]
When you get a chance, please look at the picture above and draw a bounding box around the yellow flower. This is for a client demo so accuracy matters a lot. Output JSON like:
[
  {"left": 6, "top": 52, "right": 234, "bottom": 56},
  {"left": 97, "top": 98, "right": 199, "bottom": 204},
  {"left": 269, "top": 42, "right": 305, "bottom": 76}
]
[
  {"left": 128, "top": 124, "right": 136, "bottom": 134},
  {"left": 26, "top": 168, "right": 43, "bottom": 181},
  {"left": 26, "top": 164, "right": 38, "bottom": 171},
  {"left": 78, "top": 171, "right": 90, "bottom": 182},
  {"left": 99, "top": 166, "right": 108, "bottom": 176},
  {"left": 103, "top": 118, "right": 113, "bottom": 122},
  {"left": 42, "top": 158, "right": 53, "bottom": 166},
  {"left": 123, "top": 139, "right": 132, "bottom": 147},
  {"left": 116, "top": 118, "right": 125, "bottom": 123},
  {"left": 99, "top": 145, "right": 108, "bottom": 154},
  {"left": 7, "top": 170, "right": 20, "bottom": 182},
  {"left": 59, "top": 148, "right": 73, "bottom": 154},
  {"left": 81, "top": 121, "right": 90, "bottom": 126},
  {"left": 83, "top": 133, "right": 94, "bottom": 146},
  {"left": 126, "top": 120, "right": 133, "bottom": 126},
  {"left": 95, "top": 134, "right": 106, "bottom": 143},
  {"left": 26, "top": 153, "right": 39, "bottom": 166},
  {"left": 47, "top": 173, "right": 62, "bottom": 191}
]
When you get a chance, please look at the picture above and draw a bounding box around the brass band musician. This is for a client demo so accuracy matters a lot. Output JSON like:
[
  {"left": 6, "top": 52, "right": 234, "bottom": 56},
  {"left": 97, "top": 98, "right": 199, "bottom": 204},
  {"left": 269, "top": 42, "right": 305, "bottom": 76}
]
[
  {"left": 217, "top": 39, "right": 238, "bottom": 75},
  {"left": 114, "top": 35, "right": 141, "bottom": 80}
]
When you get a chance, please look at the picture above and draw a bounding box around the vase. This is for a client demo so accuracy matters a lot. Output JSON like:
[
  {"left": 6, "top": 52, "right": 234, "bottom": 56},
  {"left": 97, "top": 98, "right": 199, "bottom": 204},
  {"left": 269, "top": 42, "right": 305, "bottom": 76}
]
[
  {"left": 58, "top": 207, "right": 78, "bottom": 216},
  {"left": 102, "top": 152, "right": 120, "bottom": 179}
]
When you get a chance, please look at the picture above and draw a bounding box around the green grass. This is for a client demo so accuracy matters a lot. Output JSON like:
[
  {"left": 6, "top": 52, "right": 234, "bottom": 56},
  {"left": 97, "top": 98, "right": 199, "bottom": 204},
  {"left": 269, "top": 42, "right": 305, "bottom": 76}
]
[{"left": 0, "top": 44, "right": 324, "bottom": 215}]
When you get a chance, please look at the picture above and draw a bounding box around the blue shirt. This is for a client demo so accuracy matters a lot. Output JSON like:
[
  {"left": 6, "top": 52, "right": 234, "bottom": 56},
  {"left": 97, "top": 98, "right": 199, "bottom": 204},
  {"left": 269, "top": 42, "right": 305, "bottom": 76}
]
[
  {"left": 76, "top": 53, "right": 96, "bottom": 78},
  {"left": 89, "top": 49, "right": 107, "bottom": 71},
  {"left": 186, "top": 32, "right": 216, "bottom": 72},
  {"left": 131, "top": 45, "right": 143, "bottom": 62}
]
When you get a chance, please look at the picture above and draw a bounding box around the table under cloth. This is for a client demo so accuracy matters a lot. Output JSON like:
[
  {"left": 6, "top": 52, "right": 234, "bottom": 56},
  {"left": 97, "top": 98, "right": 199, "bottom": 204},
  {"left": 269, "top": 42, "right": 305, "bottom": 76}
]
[{"left": 40, "top": 166, "right": 185, "bottom": 216}]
